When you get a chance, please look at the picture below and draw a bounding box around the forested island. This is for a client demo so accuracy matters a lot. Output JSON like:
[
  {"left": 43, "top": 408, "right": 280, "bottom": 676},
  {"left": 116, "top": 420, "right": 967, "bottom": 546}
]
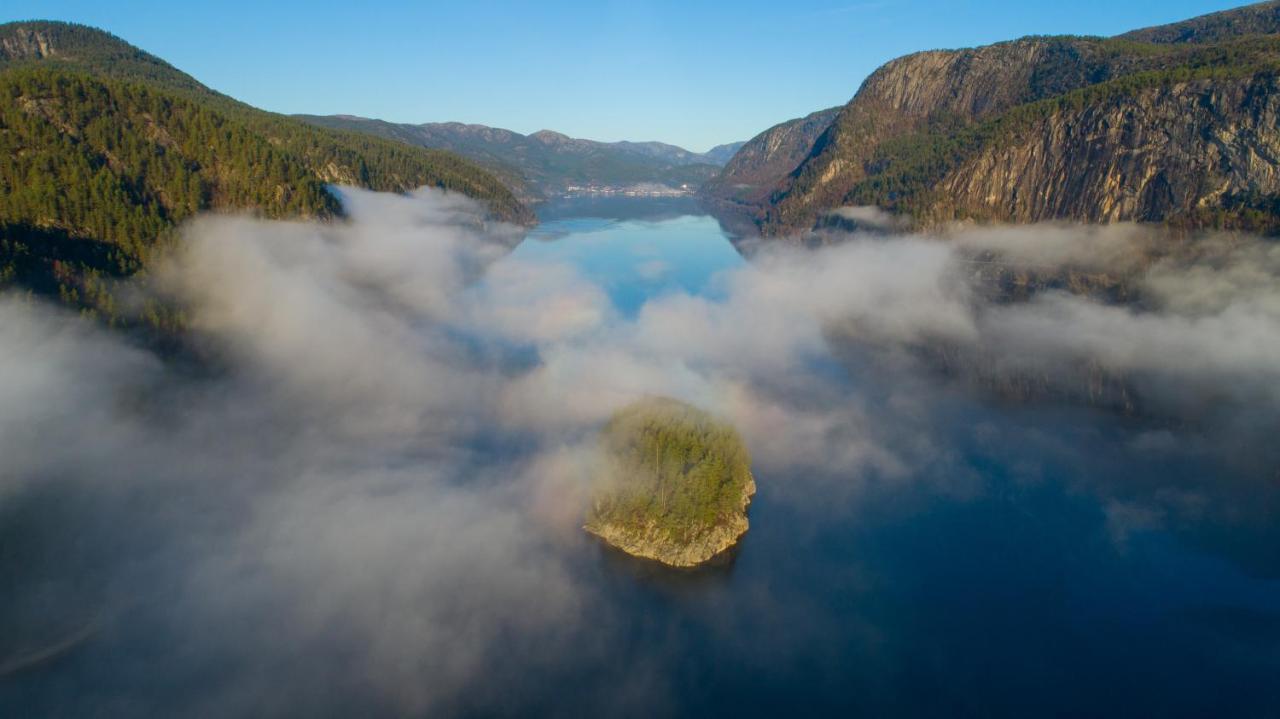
[{"left": 585, "top": 398, "right": 756, "bottom": 568}]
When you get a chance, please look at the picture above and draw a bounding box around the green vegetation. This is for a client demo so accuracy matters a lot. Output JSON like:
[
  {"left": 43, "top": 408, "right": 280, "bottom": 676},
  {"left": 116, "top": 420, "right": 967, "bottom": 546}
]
[
  {"left": 587, "top": 398, "right": 753, "bottom": 544},
  {"left": 0, "top": 20, "right": 209, "bottom": 92},
  {"left": 1120, "top": 1, "right": 1280, "bottom": 45},
  {"left": 0, "top": 20, "right": 532, "bottom": 324}
]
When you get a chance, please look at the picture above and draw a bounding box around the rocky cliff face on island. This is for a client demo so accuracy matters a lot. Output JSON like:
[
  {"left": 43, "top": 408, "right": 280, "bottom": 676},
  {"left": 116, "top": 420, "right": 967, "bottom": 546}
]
[
  {"left": 707, "top": 1, "right": 1280, "bottom": 237},
  {"left": 586, "top": 474, "right": 755, "bottom": 568}
]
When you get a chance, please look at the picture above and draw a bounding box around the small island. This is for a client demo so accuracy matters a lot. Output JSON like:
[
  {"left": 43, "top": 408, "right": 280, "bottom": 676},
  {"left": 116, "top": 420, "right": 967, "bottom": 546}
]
[{"left": 584, "top": 397, "right": 756, "bottom": 568}]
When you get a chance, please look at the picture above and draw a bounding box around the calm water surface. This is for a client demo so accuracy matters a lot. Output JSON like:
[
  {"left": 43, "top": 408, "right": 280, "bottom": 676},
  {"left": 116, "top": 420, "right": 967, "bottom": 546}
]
[
  {"left": 517, "top": 197, "right": 1280, "bottom": 717},
  {"left": 515, "top": 197, "right": 745, "bottom": 314}
]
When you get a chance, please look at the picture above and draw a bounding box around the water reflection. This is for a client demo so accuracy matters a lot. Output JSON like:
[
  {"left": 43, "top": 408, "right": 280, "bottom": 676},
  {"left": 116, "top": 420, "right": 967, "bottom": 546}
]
[
  {"left": 594, "top": 535, "right": 742, "bottom": 592},
  {"left": 535, "top": 195, "right": 709, "bottom": 225},
  {"left": 515, "top": 198, "right": 746, "bottom": 315}
]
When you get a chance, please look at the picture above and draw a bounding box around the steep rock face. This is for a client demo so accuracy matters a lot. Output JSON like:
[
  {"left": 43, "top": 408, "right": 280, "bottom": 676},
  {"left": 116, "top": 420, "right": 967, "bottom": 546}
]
[
  {"left": 931, "top": 76, "right": 1280, "bottom": 225},
  {"left": 0, "top": 25, "right": 58, "bottom": 60},
  {"left": 748, "top": 4, "right": 1280, "bottom": 237},
  {"left": 763, "top": 37, "right": 1152, "bottom": 233},
  {"left": 839, "top": 39, "right": 1119, "bottom": 120},
  {"left": 702, "top": 106, "right": 840, "bottom": 205}
]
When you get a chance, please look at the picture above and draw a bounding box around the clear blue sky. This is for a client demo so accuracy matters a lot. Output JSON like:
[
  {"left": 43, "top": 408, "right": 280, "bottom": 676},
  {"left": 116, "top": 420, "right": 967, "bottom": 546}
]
[{"left": 1, "top": 0, "right": 1251, "bottom": 151}]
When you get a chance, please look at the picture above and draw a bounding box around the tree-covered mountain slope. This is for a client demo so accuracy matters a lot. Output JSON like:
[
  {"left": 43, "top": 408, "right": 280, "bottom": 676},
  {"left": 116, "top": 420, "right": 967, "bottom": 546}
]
[
  {"left": 711, "top": 2, "right": 1280, "bottom": 236},
  {"left": 0, "top": 20, "right": 533, "bottom": 318},
  {"left": 296, "top": 114, "right": 735, "bottom": 200},
  {"left": 1120, "top": 0, "right": 1280, "bottom": 44}
]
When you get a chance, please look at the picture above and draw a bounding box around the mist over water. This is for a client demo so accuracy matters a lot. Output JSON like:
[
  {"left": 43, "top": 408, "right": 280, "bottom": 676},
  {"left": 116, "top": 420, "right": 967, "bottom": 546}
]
[{"left": 2, "top": 190, "right": 1278, "bottom": 717}]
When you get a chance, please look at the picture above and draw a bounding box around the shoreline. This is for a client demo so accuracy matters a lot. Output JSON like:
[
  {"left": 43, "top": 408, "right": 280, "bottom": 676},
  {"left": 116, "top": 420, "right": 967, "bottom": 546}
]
[{"left": 584, "top": 473, "right": 757, "bottom": 569}]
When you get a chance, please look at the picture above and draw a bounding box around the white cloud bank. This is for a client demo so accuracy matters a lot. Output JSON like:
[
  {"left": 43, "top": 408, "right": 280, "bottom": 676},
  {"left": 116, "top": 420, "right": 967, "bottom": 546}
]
[{"left": 2, "top": 188, "right": 1278, "bottom": 715}]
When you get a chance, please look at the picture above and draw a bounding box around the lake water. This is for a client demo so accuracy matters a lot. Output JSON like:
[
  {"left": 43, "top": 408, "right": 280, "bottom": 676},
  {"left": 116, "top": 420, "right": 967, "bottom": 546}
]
[
  {"left": 2, "top": 196, "right": 1277, "bottom": 717},
  {"left": 516, "top": 198, "right": 745, "bottom": 315},
  {"left": 513, "top": 198, "right": 1280, "bottom": 716}
]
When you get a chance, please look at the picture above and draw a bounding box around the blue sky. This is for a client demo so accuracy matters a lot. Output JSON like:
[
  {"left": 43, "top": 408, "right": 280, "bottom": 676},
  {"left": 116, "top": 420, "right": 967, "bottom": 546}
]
[{"left": 1, "top": 0, "right": 1250, "bottom": 151}]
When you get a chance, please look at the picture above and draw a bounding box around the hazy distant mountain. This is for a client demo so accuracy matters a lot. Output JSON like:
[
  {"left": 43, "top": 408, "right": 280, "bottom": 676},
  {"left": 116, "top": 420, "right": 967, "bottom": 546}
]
[
  {"left": 701, "top": 107, "right": 839, "bottom": 206},
  {"left": 296, "top": 115, "right": 743, "bottom": 200},
  {"left": 602, "top": 138, "right": 723, "bottom": 165},
  {"left": 711, "top": 0, "right": 1280, "bottom": 237},
  {"left": 0, "top": 20, "right": 531, "bottom": 320},
  {"left": 702, "top": 141, "right": 747, "bottom": 165}
]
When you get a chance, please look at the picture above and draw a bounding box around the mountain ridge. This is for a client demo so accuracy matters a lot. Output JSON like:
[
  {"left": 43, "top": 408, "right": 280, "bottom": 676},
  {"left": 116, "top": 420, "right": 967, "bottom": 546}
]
[
  {"left": 1121, "top": 0, "right": 1280, "bottom": 43},
  {"left": 701, "top": 106, "right": 841, "bottom": 208},
  {"left": 296, "top": 113, "right": 744, "bottom": 200},
  {"left": 708, "top": 1, "right": 1280, "bottom": 237},
  {"left": 0, "top": 19, "right": 532, "bottom": 324}
]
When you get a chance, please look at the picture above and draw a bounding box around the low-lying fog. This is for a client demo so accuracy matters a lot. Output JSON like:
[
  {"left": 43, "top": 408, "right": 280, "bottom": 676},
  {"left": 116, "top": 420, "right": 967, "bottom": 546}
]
[{"left": 2, "top": 188, "right": 1277, "bottom": 716}]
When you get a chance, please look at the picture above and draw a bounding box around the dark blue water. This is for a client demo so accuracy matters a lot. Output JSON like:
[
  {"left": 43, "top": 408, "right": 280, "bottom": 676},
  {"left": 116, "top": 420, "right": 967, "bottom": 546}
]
[
  {"left": 571, "top": 422, "right": 1280, "bottom": 716},
  {"left": 517, "top": 198, "right": 1280, "bottom": 717}
]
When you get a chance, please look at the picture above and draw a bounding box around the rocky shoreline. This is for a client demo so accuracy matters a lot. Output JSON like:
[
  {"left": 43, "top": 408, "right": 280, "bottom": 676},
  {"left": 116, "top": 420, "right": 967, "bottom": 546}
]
[{"left": 584, "top": 474, "right": 757, "bottom": 568}]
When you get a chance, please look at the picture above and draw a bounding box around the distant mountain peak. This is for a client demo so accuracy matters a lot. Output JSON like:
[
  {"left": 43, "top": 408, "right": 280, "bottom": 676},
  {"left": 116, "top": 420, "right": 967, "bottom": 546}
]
[
  {"left": 702, "top": 141, "right": 748, "bottom": 165},
  {"left": 298, "top": 117, "right": 735, "bottom": 199},
  {"left": 701, "top": 107, "right": 840, "bottom": 205},
  {"left": 530, "top": 129, "right": 572, "bottom": 144}
]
